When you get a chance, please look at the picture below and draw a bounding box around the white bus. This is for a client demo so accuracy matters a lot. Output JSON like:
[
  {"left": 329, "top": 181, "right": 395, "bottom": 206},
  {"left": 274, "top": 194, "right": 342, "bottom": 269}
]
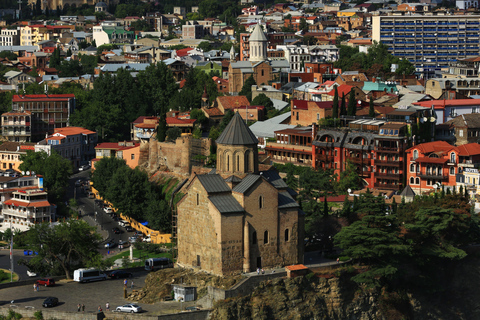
[
  {"left": 73, "top": 268, "right": 107, "bottom": 283},
  {"left": 145, "top": 258, "right": 173, "bottom": 271}
]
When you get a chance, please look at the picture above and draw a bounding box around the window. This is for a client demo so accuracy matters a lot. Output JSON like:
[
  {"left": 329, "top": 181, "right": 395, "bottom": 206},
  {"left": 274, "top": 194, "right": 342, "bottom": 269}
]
[
  {"left": 410, "top": 177, "right": 414, "bottom": 184},
  {"left": 252, "top": 231, "right": 257, "bottom": 245},
  {"left": 264, "top": 230, "right": 269, "bottom": 244},
  {"left": 450, "top": 152, "right": 456, "bottom": 163},
  {"left": 416, "top": 177, "right": 420, "bottom": 184},
  {"left": 131, "top": 154, "right": 135, "bottom": 160},
  {"left": 285, "top": 229, "right": 289, "bottom": 242},
  {"left": 196, "top": 193, "right": 199, "bottom": 205},
  {"left": 296, "top": 112, "right": 299, "bottom": 121},
  {"left": 413, "top": 150, "right": 418, "bottom": 160},
  {"left": 450, "top": 167, "right": 455, "bottom": 175},
  {"left": 410, "top": 164, "right": 415, "bottom": 172},
  {"left": 259, "top": 196, "right": 264, "bottom": 209},
  {"left": 460, "top": 130, "right": 464, "bottom": 137}
]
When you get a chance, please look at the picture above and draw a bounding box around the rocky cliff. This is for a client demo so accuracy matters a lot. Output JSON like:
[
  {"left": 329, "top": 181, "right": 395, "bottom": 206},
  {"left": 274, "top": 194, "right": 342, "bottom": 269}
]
[{"left": 209, "top": 254, "right": 480, "bottom": 320}]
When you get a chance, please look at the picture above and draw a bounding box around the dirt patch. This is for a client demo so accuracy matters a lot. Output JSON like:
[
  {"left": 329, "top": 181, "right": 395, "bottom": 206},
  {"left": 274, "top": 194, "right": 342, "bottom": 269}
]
[{"left": 128, "top": 268, "right": 242, "bottom": 304}]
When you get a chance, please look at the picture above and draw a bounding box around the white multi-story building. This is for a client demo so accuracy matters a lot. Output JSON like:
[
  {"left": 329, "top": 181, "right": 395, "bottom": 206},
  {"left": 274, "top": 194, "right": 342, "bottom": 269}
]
[
  {"left": 0, "top": 175, "right": 54, "bottom": 232},
  {"left": 0, "top": 28, "right": 20, "bottom": 47},
  {"left": 372, "top": 14, "right": 480, "bottom": 78},
  {"left": 277, "top": 45, "right": 339, "bottom": 72}
]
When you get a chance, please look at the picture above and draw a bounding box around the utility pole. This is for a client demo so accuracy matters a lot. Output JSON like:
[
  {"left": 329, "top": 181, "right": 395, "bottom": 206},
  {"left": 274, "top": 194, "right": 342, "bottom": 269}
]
[{"left": 10, "top": 222, "right": 13, "bottom": 282}]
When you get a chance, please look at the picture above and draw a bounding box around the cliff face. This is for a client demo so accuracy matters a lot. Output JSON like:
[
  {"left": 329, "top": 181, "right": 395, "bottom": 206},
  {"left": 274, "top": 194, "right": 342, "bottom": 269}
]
[{"left": 209, "top": 254, "right": 480, "bottom": 320}]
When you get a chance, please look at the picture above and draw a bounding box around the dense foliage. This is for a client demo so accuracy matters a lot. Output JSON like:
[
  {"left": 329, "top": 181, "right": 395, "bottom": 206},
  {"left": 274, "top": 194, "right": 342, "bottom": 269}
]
[
  {"left": 334, "top": 192, "right": 480, "bottom": 288},
  {"left": 18, "top": 150, "right": 72, "bottom": 203},
  {"left": 91, "top": 157, "right": 172, "bottom": 232},
  {"left": 18, "top": 220, "right": 108, "bottom": 278}
]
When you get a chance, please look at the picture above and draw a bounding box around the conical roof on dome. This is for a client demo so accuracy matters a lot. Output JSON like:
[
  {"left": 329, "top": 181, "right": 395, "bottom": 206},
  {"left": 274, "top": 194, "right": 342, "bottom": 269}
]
[
  {"left": 216, "top": 112, "right": 259, "bottom": 145},
  {"left": 249, "top": 24, "right": 267, "bottom": 42}
]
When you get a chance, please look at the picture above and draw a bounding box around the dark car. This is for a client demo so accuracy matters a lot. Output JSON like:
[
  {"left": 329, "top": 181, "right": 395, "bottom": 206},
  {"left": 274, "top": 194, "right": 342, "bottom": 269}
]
[
  {"left": 36, "top": 278, "right": 55, "bottom": 287},
  {"left": 108, "top": 270, "right": 133, "bottom": 279},
  {"left": 112, "top": 227, "right": 122, "bottom": 234},
  {"left": 43, "top": 297, "right": 59, "bottom": 308},
  {"left": 125, "top": 226, "right": 133, "bottom": 232}
]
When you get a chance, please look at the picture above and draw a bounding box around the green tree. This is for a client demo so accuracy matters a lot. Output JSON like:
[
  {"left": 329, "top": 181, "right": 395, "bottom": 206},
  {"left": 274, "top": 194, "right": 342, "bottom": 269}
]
[
  {"left": 19, "top": 150, "right": 72, "bottom": 203},
  {"left": 197, "top": 41, "right": 212, "bottom": 52},
  {"left": 251, "top": 93, "right": 276, "bottom": 119},
  {"left": 190, "top": 108, "right": 207, "bottom": 127},
  {"left": 347, "top": 89, "right": 356, "bottom": 116},
  {"left": 299, "top": 18, "right": 308, "bottom": 32},
  {"left": 396, "top": 58, "right": 415, "bottom": 76},
  {"left": 369, "top": 99, "right": 375, "bottom": 118},
  {"left": 239, "top": 75, "right": 256, "bottom": 102},
  {"left": 90, "top": 156, "right": 127, "bottom": 199},
  {"left": 340, "top": 93, "right": 346, "bottom": 116},
  {"left": 157, "top": 115, "right": 167, "bottom": 142},
  {"left": 49, "top": 47, "right": 61, "bottom": 69},
  {"left": 19, "top": 221, "right": 108, "bottom": 278},
  {"left": 166, "top": 127, "right": 182, "bottom": 141},
  {"left": 0, "top": 51, "right": 17, "bottom": 60},
  {"left": 198, "top": 0, "right": 221, "bottom": 18},
  {"left": 332, "top": 86, "right": 338, "bottom": 119},
  {"left": 334, "top": 193, "right": 409, "bottom": 287},
  {"left": 336, "top": 161, "right": 361, "bottom": 194}
]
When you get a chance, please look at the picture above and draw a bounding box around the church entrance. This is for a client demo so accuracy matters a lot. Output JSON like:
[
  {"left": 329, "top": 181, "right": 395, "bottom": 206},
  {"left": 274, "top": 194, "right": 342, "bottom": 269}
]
[{"left": 256, "top": 257, "right": 262, "bottom": 269}]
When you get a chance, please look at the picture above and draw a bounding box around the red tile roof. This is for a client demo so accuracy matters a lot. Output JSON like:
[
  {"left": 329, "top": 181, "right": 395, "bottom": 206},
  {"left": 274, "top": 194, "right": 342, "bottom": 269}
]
[
  {"left": 132, "top": 116, "right": 150, "bottom": 124},
  {"left": 317, "top": 195, "right": 347, "bottom": 202},
  {"left": 327, "top": 84, "right": 353, "bottom": 97},
  {"left": 407, "top": 141, "right": 457, "bottom": 154},
  {"left": 166, "top": 117, "right": 196, "bottom": 125},
  {"left": 135, "top": 123, "right": 157, "bottom": 129},
  {"left": 457, "top": 143, "right": 480, "bottom": 156},
  {"left": 4, "top": 199, "right": 51, "bottom": 208},
  {"left": 203, "top": 107, "right": 223, "bottom": 117},
  {"left": 413, "top": 99, "right": 480, "bottom": 109},
  {"left": 176, "top": 47, "right": 194, "bottom": 57},
  {"left": 285, "top": 264, "right": 308, "bottom": 271},
  {"left": 292, "top": 100, "right": 333, "bottom": 110},
  {"left": 54, "top": 127, "right": 96, "bottom": 135},
  {"left": 414, "top": 157, "right": 449, "bottom": 164},
  {"left": 217, "top": 96, "right": 250, "bottom": 110},
  {"left": 12, "top": 94, "right": 75, "bottom": 102}
]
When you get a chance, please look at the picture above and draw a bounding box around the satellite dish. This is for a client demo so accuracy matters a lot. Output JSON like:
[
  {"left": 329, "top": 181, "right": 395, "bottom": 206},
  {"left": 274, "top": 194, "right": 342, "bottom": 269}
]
[
  {"left": 21, "top": 171, "right": 25, "bottom": 176},
  {"left": 26, "top": 171, "right": 30, "bottom": 176},
  {"left": 423, "top": 117, "right": 428, "bottom": 122},
  {"left": 347, "top": 188, "right": 352, "bottom": 194},
  {"left": 31, "top": 171, "right": 35, "bottom": 175},
  {"left": 430, "top": 117, "right": 436, "bottom": 122}
]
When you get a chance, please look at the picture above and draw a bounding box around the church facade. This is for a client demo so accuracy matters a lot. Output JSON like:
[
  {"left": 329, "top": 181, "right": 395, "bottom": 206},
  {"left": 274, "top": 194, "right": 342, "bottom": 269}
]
[{"left": 176, "top": 113, "right": 304, "bottom": 276}]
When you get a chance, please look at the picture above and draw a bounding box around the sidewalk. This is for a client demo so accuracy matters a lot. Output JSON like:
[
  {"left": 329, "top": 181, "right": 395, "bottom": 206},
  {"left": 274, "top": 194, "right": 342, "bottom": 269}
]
[{"left": 83, "top": 215, "right": 109, "bottom": 241}]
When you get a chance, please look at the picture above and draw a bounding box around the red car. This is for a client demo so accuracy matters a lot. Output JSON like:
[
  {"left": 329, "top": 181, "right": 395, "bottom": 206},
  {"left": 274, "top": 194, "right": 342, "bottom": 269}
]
[{"left": 36, "top": 278, "right": 55, "bottom": 287}]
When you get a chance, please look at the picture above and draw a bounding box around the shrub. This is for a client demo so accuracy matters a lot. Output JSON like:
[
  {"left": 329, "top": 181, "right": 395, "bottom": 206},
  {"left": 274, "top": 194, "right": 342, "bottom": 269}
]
[{"left": 33, "top": 310, "right": 43, "bottom": 320}]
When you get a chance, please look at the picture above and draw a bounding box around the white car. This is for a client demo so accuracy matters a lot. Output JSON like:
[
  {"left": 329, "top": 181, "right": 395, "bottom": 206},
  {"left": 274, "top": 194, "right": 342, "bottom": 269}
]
[
  {"left": 116, "top": 304, "right": 142, "bottom": 313},
  {"left": 78, "top": 164, "right": 90, "bottom": 171},
  {"left": 104, "top": 207, "right": 113, "bottom": 214},
  {"left": 27, "top": 270, "right": 37, "bottom": 277}
]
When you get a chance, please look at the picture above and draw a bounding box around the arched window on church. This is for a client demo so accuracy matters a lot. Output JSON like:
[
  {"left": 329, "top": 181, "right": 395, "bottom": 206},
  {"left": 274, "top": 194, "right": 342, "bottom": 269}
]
[
  {"left": 252, "top": 231, "right": 257, "bottom": 245},
  {"left": 264, "top": 230, "right": 269, "bottom": 244},
  {"left": 227, "top": 155, "right": 230, "bottom": 171},
  {"left": 285, "top": 229, "right": 289, "bottom": 242},
  {"left": 196, "top": 193, "right": 199, "bottom": 205},
  {"left": 237, "top": 154, "right": 240, "bottom": 171},
  {"left": 259, "top": 196, "right": 264, "bottom": 209}
]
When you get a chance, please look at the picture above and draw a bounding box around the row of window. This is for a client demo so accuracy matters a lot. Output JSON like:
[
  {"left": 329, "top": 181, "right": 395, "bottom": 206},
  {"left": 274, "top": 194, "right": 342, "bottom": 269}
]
[
  {"left": 411, "top": 150, "right": 456, "bottom": 163},
  {"left": 251, "top": 229, "right": 290, "bottom": 244}
]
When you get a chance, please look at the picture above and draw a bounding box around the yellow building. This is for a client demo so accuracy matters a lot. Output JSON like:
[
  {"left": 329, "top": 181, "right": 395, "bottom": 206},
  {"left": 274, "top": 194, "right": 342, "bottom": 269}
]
[
  {"left": 27, "top": 0, "right": 105, "bottom": 11},
  {"left": 0, "top": 142, "right": 35, "bottom": 172}
]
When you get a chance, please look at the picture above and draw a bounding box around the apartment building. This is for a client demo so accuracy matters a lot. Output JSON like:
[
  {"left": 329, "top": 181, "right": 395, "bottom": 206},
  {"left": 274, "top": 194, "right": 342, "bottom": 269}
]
[
  {"left": 372, "top": 14, "right": 480, "bottom": 78},
  {"left": 0, "top": 28, "right": 20, "bottom": 46},
  {"left": 9, "top": 94, "right": 76, "bottom": 142}
]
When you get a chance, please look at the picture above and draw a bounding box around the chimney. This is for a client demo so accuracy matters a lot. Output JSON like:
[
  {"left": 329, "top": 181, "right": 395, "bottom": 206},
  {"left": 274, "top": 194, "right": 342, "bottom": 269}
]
[{"left": 372, "top": 77, "right": 376, "bottom": 83}]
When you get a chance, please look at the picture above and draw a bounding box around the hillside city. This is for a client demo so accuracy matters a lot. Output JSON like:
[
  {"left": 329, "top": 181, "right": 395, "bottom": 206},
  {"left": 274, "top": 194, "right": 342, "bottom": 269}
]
[{"left": 0, "top": 0, "right": 479, "bottom": 318}]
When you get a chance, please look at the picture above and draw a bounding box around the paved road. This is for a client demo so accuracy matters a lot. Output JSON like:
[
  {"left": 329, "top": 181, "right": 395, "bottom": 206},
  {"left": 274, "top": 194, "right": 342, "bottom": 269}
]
[{"left": 0, "top": 269, "right": 193, "bottom": 315}]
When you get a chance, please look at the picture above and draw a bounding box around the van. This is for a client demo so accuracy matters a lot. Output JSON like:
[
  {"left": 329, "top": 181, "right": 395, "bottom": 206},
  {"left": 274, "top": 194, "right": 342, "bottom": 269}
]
[
  {"left": 119, "top": 220, "right": 130, "bottom": 227},
  {"left": 145, "top": 258, "right": 173, "bottom": 271},
  {"left": 73, "top": 268, "right": 107, "bottom": 283}
]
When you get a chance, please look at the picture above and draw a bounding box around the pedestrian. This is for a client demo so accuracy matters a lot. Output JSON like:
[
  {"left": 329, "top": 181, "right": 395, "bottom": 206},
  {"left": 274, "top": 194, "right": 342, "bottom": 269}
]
[
  {"left": 36, "top": 283, "right": 39, "bottom": 292},
  {"left": 130, "top": 281, "right": 134, "bottom": 289},
  {"left": 33, "top": 283, "right": 36, "bottom": 292},
  {"left": 77, "top": 304, "right": 81, "bottom": 312},
  {"left": 106, "top": 302, "right": 110, "bottom": 311},
  {"left": 124, "top": 279, "right": 127, "bottom": 287},
  {"left": 261, "top": 268, "right": 265, "bottom": 274},
  {"left": 336, "top": 257, "right": 340, "bottom": 263},
  {"left": 98, "top": 305, "right": 102, "bottom": 312},
  {"left": 82, "top": 304, "right": 85, "bottom": 313},
  {"left": 256, "top": 268, "right": 260, "bottom": 275}
]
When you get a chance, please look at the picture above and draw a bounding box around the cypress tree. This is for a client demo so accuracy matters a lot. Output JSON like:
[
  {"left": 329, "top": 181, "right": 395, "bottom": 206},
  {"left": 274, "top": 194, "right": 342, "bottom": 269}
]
[
  {"left": 340, "top": 93, "right": 346, "bottom": 116},
  {"left": 323, "top": 195, "right": 329, "bottom": 217},
  {"left": 369, "top": 98, "right": 375, "bottom": 118},
  {"left": 347, "top": 89, "right": 356, "bottom": 116},
  {"left": 332, "top": 86, "right": 338, "bottom": 119}
]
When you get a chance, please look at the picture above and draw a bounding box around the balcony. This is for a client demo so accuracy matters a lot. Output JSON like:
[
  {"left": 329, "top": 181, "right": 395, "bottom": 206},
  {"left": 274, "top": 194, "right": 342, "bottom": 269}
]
[
  {"left": 265, "top": 142, "right": 312, "bottom": 155},
  {"left": 417, "top": 173, "right": 448, "bottom": 180},
  {"left": 374, "top": 159, "right": 402, "bottom": 166},
  {"left": 316, "top": 154, "right": 334, "bottom": 162},
  {"left": 375, "top": 146, "right": 402, "bottom": 153},
  {"left": 375, "top": 172, "right": 401, "bottom": 180},
  {"left": 374, "top": 182, "right": 402, "bottom": 190},
  {"left": 136, "top": 132, "right": 154, "bottom": 139},
  {"left": 345, "top": 155, "right": 369, "bottom": 164}
]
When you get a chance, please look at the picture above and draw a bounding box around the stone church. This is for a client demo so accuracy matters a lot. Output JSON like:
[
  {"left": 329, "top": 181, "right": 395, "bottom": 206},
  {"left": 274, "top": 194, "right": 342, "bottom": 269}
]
[{"left": 176, "top": 113, "right": 304, "bottom": 276}]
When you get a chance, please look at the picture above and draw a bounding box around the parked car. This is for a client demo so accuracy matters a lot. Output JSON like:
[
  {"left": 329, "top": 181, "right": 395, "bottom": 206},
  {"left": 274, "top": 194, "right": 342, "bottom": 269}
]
[
  {"left": 133, "top": 231, "right": 144, "bottom": 238},
  {"left": 125, "top": 226, "right": 133, "bottom": 232},
  {"left": 104, "top": 207, "right": 113, "bottom": 214},
  {"left": 108, "top": 270, "right": 133, "bottom": 279},
  {"left": 36, "top": 278, "right": 55, "bottom": 287},
  {"left": 185, "top": 306, "right": 200, "bottom": 311},
  {"left": 78, "top": 164, "right": 90, "bottom": 171},
  {"left": 104, "top": 239, "right": 116, "bottom": 248},
  {"left": 43, "top": 297, "right": 59, "bottom": 308},
  {"left": 128, "top": 236, "right": 138, "bottom": 244},
  {"left": 116, "top": 304, "right": 142, "bottom": 313},
  {"left": 142, "top": 235, "right": 151, "bottom": 243},
  {"left": 27, "top": 270, "right": 37, "bottom": 277},
  {"left": 74, "top": 179, "right": 82, "bottom": 187},
  {"left": 112, "top": 227, "right": 122, "bottom": 234}
]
